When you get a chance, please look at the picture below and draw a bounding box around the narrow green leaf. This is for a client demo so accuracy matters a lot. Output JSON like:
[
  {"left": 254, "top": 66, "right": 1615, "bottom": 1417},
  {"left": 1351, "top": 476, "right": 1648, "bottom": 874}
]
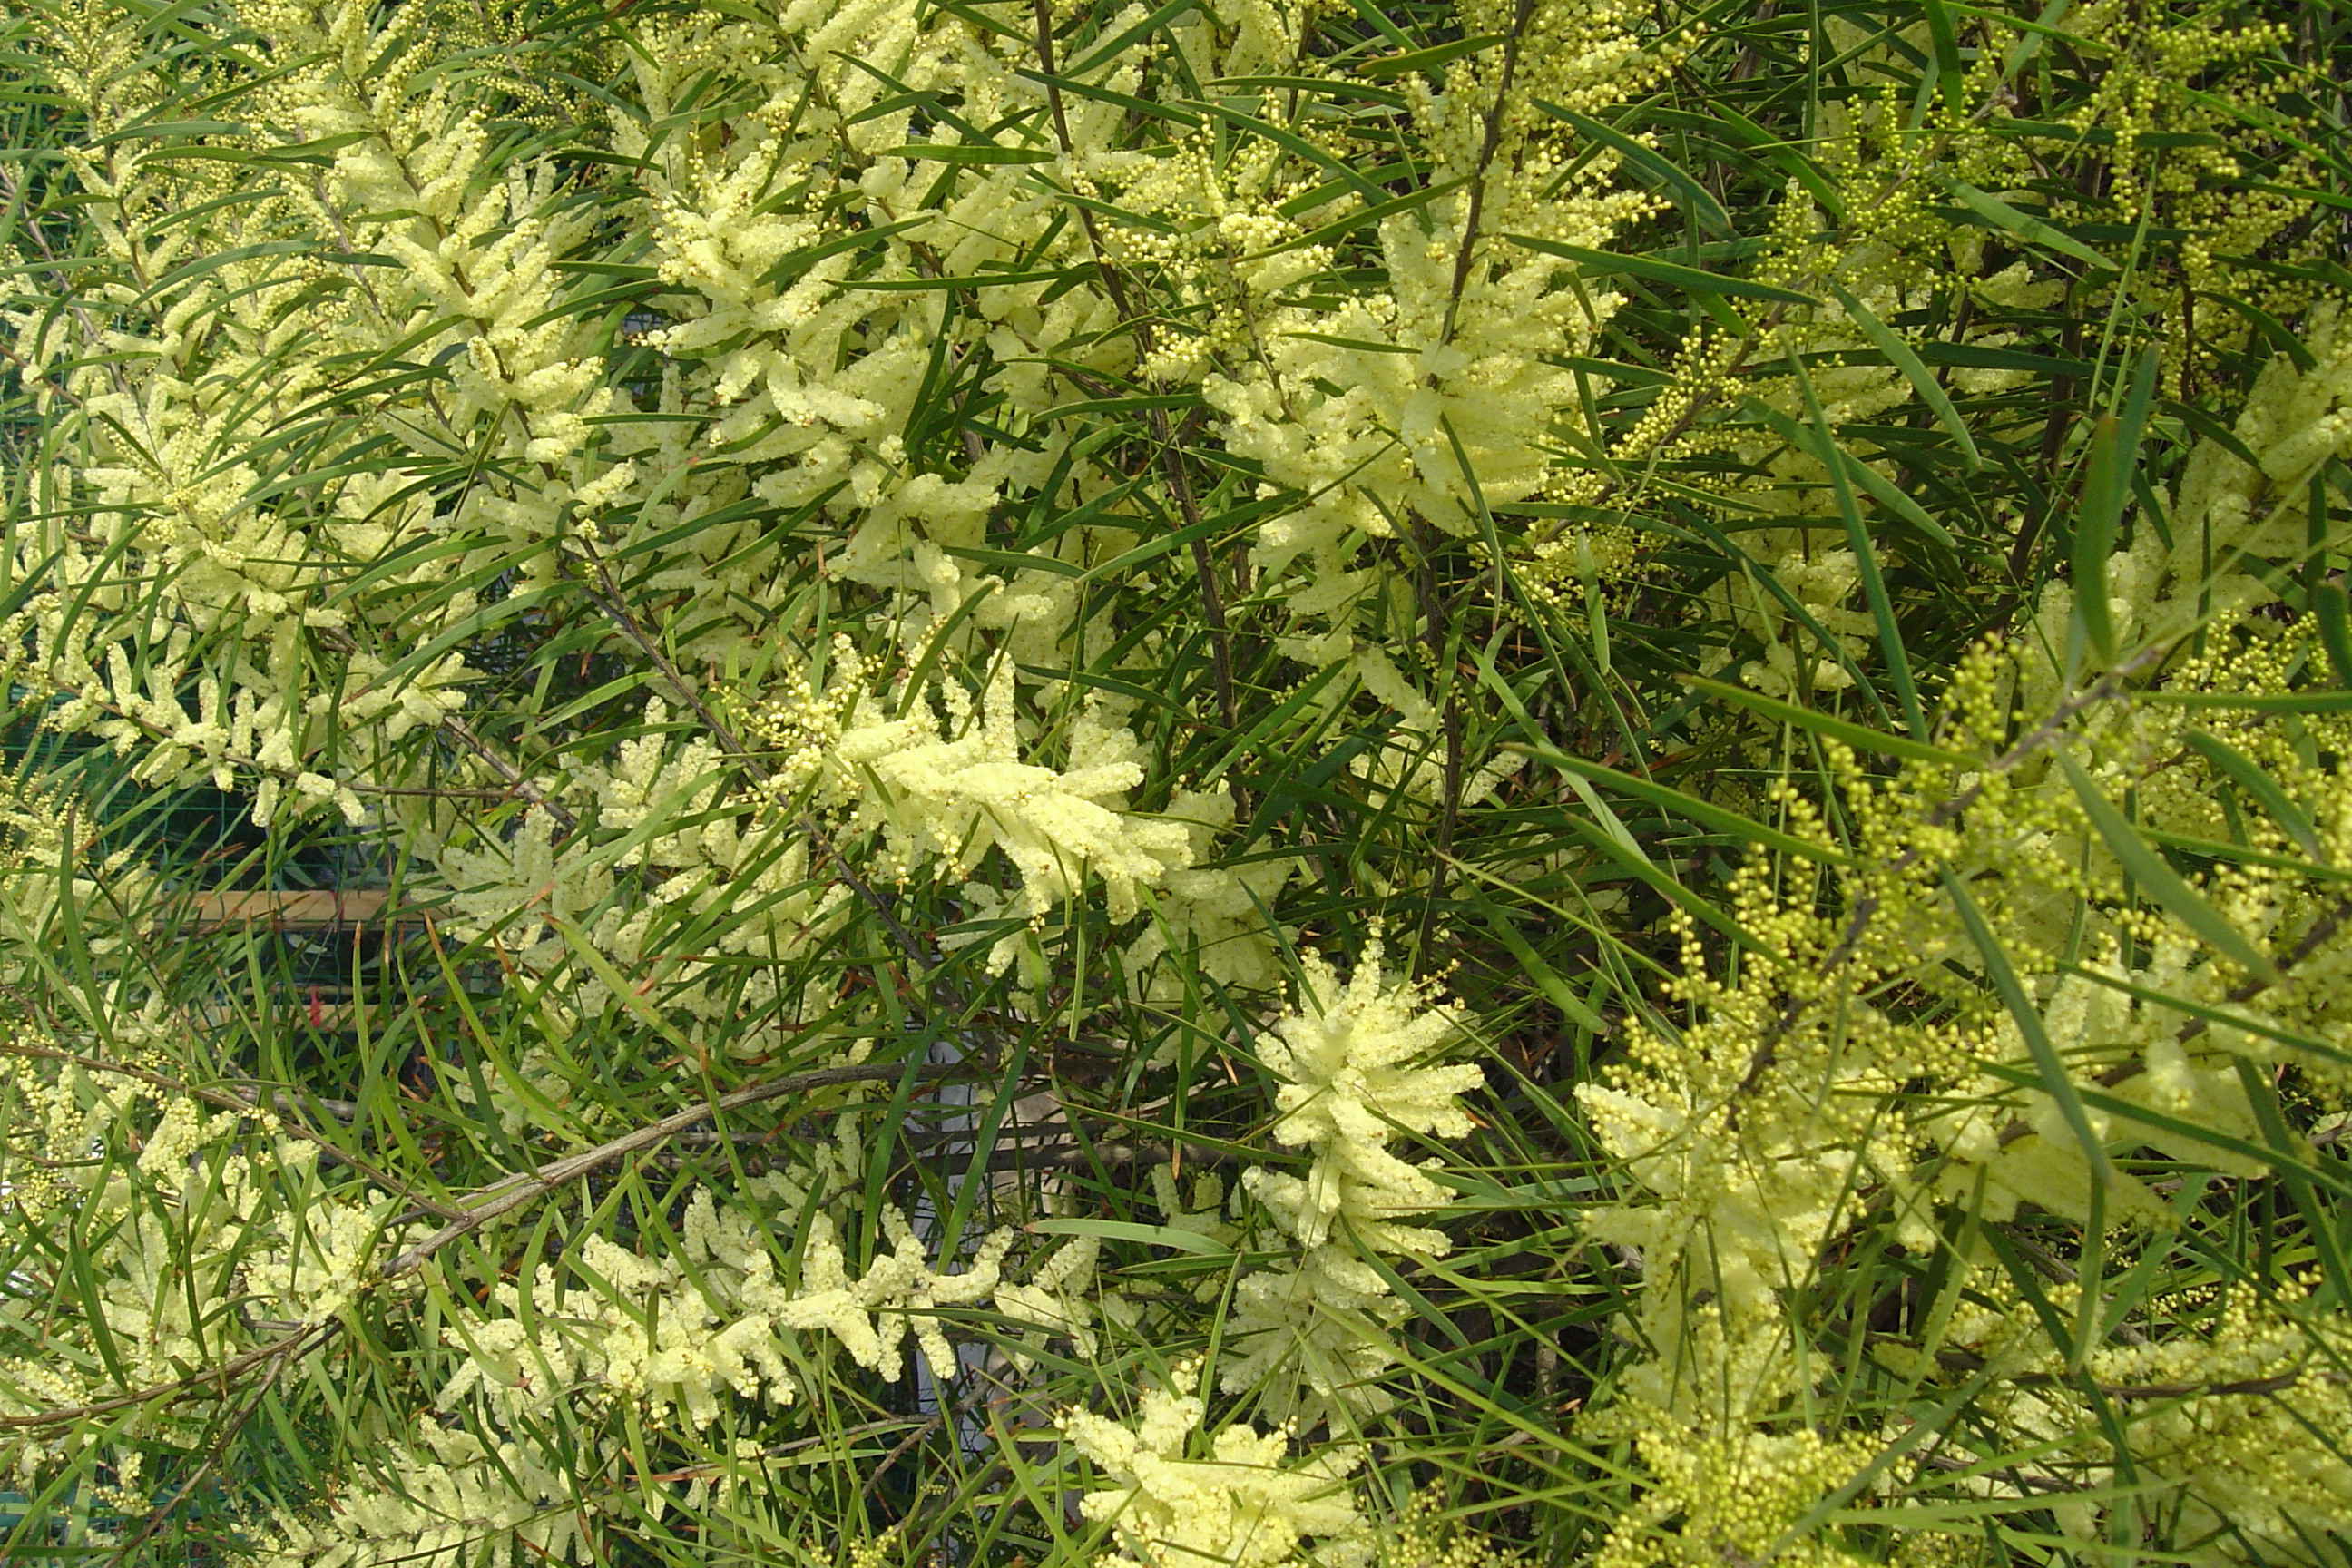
[
  {"left": 870, "top": 142, "right": 1055, "bottom": 164},
  {"left": 1933, "top": 176, "right": 2117, "bottom": 270},
  {"left": 1555, "top": 813, "right": 1755, "bottom": 947},
  {"left": 2309, "top": 469, "right": 2332, "bottom": 600},
  {"left": 2074, "top": 348, "right": 2157, "bottom": 664},
  {"left": 2234, "top": 1058, "right": 2352, "bottom": 1300},
  {"left": 1061, "top": 0, "right": 1199, "bottom": 77},
  {"left": 2312, "top": 581, "right": 2352, "bottom": 689},
  {"left": 2206, "top": 292, "right": 2317, "bottom": 370},
  {"left": 2053, "top": 747, "right": 2282, "bottom": 984},
  {"left": 1914, "top": 342, "right": 2093, "bottom": 376},
  {"left": 547, "top": 915, "right": 704, "bottom": 1059},
  {"left": 2180, "top": 731, "right": 2323, "bottom": 861},
  {"left": 1740, "top": 398, "right": 1961, "bottom": 555},
  {"left": 1245, "top": 176, "right": 1473, "bottom": 260},
  {"left": 1340, "top": 0, "right": 1416, "bottom": 49},
  {"left": 755, "top": 214, "right": 931, "bottom": 289},
  {"left": 132, "top": 239, "right": 312, "bottom": 304},
  {"left": 1942, "top": 872, "right": 2115, "bottom": 1184},
  {"left": 1674, "top": 505, "right": 1900, "bottom": 723},
  {"left": 847, "top": 267, "right": 1074, "bottom": 290},
  {"left": 1191, "top": 102, "right": 1389, "bottom": 207},
  {"left": 2055, "top": 961, "right": 2352, "bottom": 1063},
  {"left": 1921, "top": 0, "right": 1965, "bottom": 112},
  {"left": 1788, "top": 347, "right": 1926, "bottom": 738},
  {"left": 1013, "top": 67, "right": 1205, "bottom": 126},
  {"left": 1543, "top": 106, "right": 1736, "bottom": 239},
  {"left": 2115, "top": 340, "right": 2161, "bottom": 446},
  {"left": 2159, "top": 397, "right": 2261, "bottom": 469},
  {"left": 1045, "top": 390, "right": 1204, "bottom": 421},
  {"left": 1356, "top": 32, "right": 1506, "bottom": 78},
  {"left": 92, "top": 118, "right": 248, "bottom": 144},
  {"left": 1506, "top": 235, "right": 1819, "bottom": 304},
  {"left": 1210, "top": 73, "right": 1409, "bottom": 107},
  {"left": 1030, "top": 1218, "right": 1234, "bottom": 1256},
  {"left": 2143, "top": 690, "right": 2352, "bottom": 712},
  {"left": 1679, "top": 676, "right": 1966, "bottom": 766},
  {"left": 1508, "top": 740, "right": 1855, "bottom": 867},
  {"left": 1822, "top": 279, "right": 1981, "bottom": 469},
  {"left": 2073, "top": 414, "right": 2122, "bottom": 665},
  {"left": 2144, "top": 827, "right": 2352, "bottom": 885},
  {"left": 1709, "top": 103, "right": 1846, "bottom": 218},
  {"left": 1279, "top": 331, "right": 1419, "bottom": 355},
  {"left": 1076, "top": 503, "right": 1246, "bottom": 583},
  {"left": 1479, "top": 908, "right": 1611, "bottom": 1034}
]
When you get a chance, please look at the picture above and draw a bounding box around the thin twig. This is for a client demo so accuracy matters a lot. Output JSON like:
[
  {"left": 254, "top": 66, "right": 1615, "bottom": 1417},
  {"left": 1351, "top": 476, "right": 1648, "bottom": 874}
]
[
  {"left": 380, "top": 1061, "right": 979, "bottom": 1275},
  {"left": 0, "top": 1323, "right": 332, "bottom": 1432},
  {"left": 1028, "top": 0, "right": 1238, "bottom": 732},
  {"left": 96, "top": 1345, "right": 294, "bottom": 1568}
]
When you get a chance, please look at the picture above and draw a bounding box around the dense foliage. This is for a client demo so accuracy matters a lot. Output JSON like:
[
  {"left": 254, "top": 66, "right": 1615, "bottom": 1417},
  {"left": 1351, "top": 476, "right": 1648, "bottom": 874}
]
[{"left": 2, "top": 0, "right": 2351, "bottom": 1562}]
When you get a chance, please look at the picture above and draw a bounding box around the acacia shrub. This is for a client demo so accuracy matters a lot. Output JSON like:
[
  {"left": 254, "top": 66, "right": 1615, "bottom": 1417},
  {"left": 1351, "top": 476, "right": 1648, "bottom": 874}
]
[{"left": 0, "top": 0, "right": 2350, "bottom": 1563}]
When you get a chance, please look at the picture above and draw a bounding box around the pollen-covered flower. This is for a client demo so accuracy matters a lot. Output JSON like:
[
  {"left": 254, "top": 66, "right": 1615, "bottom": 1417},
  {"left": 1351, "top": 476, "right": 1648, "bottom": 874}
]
[
  {"left": 1243, "top": 942, "right": 1483, "bottom": 1252},
  {"left": 1061, "top": 1360, "right": 1371, "bottom": 1568}
]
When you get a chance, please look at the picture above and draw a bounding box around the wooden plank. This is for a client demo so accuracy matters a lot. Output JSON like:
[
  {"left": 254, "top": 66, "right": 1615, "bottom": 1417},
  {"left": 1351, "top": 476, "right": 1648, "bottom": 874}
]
[{"left": 178, "top": 889, "right": 424, "bottom": 929}]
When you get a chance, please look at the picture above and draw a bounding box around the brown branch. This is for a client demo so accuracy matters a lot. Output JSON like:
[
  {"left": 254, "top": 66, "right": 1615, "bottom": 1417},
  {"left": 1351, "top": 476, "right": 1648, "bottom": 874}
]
[
  {"left": 1027, "top": 0, "right": 1236, "bottom": 732},
  {"left": 1936, "top": 1346, "right": 2315, "bottom": 1402},
  {"left": 1436, "top": 0, "right": 1541, "bottom": 349},
  {"left": 1985, "top": 887, "right": 2352, "bottom": 1147},
  {"left": 94, "top": 1344, "right": 294, "bottom": 1568},
  {"left": 559, "top": 544, "right": 761, "bottom": 769},
  {"left": 0, "top": 1323, "right": 331, "bottom": 1431},
  {"left": 0, "top": 1063, "right": 990, "bottom": 1436},
  {"left": 379, "top": 1061, "right": 979, "bottom": 1277}
]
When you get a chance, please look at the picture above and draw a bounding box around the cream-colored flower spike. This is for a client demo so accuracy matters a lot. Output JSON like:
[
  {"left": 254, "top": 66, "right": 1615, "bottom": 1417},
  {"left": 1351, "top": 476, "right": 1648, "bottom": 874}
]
[
  {"left": 1246, "top": 942, "right": 1484, "bottom": 1251},
  {"left": 1223, "top": 942, "right": 1485, "bottom": 1422},
  {"left": 1061, "top": 1359, "right": 1371, "bottom": 1568},
  {"left": 773, "top": 1208, "right": 1014, "bottom": 1383},
  {"left": 753, "top": 648, "right": 1197, "bottom": 966}
]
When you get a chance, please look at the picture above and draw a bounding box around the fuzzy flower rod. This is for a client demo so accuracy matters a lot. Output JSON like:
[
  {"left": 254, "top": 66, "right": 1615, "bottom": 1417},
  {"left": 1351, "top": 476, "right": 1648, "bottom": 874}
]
[{"left": 3, "top": 0, "right": 2352, "bottom": 1562}]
